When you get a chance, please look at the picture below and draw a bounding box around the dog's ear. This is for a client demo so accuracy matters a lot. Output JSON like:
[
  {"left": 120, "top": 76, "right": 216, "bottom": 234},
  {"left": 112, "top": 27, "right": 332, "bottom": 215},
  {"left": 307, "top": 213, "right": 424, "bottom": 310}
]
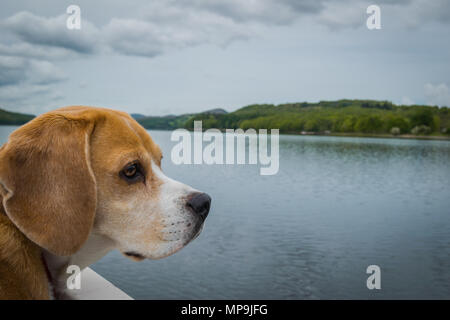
[{"left": 0, "top": 109, "right": 98, "bottom": 256}]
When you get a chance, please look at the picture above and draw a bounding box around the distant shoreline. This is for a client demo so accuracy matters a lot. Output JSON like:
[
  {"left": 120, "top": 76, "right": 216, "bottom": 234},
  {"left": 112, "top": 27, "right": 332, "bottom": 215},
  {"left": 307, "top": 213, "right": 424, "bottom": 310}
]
[
  {"left": 128, "top": 126, "right": 450, "bottom": 141},
  {"left": 2, "top": 99, "right": 450, "bottom": 142},
  {"left": 2, "top": 123, "right": 449, "bottom": 142},
  {"left": 291, "top": 132, "right": 450, "bottom": 141}
]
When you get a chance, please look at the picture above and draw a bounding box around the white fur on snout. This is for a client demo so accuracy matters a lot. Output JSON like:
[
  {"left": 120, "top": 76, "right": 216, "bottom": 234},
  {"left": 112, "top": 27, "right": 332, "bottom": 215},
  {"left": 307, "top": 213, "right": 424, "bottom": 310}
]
[{"left": 151, "top": 161, "right": 200, "bottom": 245}]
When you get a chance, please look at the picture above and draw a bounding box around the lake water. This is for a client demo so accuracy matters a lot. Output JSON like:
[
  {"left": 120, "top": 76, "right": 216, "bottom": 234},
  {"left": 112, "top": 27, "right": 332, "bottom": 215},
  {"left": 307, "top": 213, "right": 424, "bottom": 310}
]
[{"left": 0, "top": 126, "right": 449, "bottom": 299}]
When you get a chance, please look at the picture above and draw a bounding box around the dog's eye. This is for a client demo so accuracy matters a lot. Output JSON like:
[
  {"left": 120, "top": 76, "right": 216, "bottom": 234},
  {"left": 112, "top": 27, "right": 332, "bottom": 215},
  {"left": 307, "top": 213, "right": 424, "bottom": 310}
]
[
  {"left": 120, "top": 163, "right": 144, "bottom": 184},
  {"left": 124, "top": 165, "right": 137, "bottom": 177}
]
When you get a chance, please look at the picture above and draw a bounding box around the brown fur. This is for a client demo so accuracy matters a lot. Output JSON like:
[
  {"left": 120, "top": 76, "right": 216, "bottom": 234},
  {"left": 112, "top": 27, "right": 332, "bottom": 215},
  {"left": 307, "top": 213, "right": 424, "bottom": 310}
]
[
  {"left": 0, "top": 106, "right": 163, "bottom": 299},
  {"left": 0, "top": 107, "right": 99, "bottom": 256},
  {"left": 0, "top": 206, "right": 49, "bottom": 299}
]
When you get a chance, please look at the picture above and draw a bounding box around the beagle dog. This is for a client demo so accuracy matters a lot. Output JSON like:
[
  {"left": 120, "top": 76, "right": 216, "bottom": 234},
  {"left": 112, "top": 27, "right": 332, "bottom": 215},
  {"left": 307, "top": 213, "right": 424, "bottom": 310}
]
[{"left": 0, "top": 106, "right": 211, "bottom": 299}]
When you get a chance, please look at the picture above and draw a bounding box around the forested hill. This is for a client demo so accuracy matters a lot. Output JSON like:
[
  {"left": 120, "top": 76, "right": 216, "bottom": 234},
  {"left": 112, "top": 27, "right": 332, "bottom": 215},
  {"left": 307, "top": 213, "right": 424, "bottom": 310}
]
[
  {"left": 137, "top": 108, "right": 228, "bottom": 130},
  {"left": 137, "top": 100, "right": 450, "bottom": 137},
  {"left": 0, "top": 108, "right": 35, "bottom": 125},
  {"left": 2, "top": 101, "right": 448, "bottom": 137}
]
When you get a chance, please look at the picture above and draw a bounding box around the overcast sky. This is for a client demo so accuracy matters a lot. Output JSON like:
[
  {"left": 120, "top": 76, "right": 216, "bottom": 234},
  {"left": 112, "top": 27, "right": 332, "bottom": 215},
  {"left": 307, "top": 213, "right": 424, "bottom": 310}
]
[{"left": 0, "top": 0, "right": 449, "bottom": 116}]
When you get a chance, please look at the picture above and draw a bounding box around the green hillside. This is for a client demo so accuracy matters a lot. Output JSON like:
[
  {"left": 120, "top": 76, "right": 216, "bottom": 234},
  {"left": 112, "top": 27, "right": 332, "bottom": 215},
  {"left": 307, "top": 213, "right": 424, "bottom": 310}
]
[
  {"left": 137, "top": 108, "right": 228, "bottom": 130},
  {"left": 179, "top": 100, "right": 450, "bottom": 137},
  {"left": 1, "top": 101, "right": 448, "bottom": 138},
  {"left": 0, "top": 108, "right": 35, "bottom": 125}
]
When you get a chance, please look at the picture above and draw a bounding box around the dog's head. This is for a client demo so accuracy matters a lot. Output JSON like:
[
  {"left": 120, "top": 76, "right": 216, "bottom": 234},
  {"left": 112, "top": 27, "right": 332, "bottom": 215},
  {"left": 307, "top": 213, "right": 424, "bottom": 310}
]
[{"left": 0, "top": 106, "right": 211, "bottom": 260}]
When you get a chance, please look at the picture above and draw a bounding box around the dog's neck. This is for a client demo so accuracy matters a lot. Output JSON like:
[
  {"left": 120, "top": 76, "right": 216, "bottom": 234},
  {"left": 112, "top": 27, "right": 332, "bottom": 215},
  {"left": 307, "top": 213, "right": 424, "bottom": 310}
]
[
  {"left": 0, "top": 212, "right": 51, "bottom": 299},
  {"left": 42, "top": 232, "right": 115, "bottom": 299}
]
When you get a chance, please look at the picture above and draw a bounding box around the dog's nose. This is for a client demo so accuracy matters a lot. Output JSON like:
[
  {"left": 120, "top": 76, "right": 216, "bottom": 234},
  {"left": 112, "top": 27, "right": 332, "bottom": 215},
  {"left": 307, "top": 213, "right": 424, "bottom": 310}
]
[{"left": 187, "top": 192, "right": 211, "bottom": 221}]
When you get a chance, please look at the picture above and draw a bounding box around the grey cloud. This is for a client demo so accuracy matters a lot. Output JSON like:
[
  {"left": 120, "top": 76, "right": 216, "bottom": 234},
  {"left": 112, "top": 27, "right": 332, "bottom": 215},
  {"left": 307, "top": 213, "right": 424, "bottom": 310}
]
[
  {"left": 403, "top": 0, "right": 450, "bottom": 25},
  {"left": 153, "top": 0, "right": 450, "bottom": 29},
  {"left": 175, "top": 0, "right": 306, "bottom": 25},
  {"left": 0, "top": 56, "right": 27, "bottom": 86},
  {"left": 104, "top": 4, "right": 254, "bottom": 57},
  {"left": 27, "top": 59, "right": 67, "bottom": 85},
  {"left": 102, "top": 0, "right": 450, "bottom": 57},
  {"left": 103, "top": 19, "right": 168, "bottom": 57},
  {"left": 1, "top": 7, "right": 253, "bottom": 59},
  {"left": 2, "top": 1, "right": 450, "bottom": 60},
  {"left": 0, "top": 42, "right": 77, "bottom": 60},
  {"left": 0, "top": 83, "right": 51, "bottom": 102},
  {"left": 0, "top": 55, "right": 66, "bottom": 87},
  {"left": 2, "top": 11, "right": 100, "bottom": 54},
  {"left": 0, "top": 82, "right": 63, "bottom": 114},
  {"left": 0, "top": 55, "right": 66, "bottom": 114}
]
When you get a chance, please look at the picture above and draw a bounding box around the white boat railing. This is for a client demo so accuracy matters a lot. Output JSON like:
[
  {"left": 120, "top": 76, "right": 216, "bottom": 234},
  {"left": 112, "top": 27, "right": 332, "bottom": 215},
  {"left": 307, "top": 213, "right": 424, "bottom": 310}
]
[{"left": 66, "top": 268, "right": 133, "bottom": 300}]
